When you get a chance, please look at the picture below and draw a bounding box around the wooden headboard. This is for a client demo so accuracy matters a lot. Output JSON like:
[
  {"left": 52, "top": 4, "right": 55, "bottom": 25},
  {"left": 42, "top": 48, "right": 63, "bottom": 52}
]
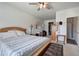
[{"left": 0, "top": 27, "right": 26, "bottom": 33}]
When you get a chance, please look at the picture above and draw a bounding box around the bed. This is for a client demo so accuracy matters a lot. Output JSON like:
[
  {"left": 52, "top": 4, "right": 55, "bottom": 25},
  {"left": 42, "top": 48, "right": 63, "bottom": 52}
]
[{"left": 0, "top": 27, "right": 50, "bottom": 56}]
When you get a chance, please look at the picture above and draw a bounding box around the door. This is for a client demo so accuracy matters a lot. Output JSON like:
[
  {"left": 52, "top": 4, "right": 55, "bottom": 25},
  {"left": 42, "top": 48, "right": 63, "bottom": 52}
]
[
  {"left": 67, "top": 17, "right": 77, "bottom": 40},
  {"left": 67, "top": 19, "right": 73, "bottom": 39}
]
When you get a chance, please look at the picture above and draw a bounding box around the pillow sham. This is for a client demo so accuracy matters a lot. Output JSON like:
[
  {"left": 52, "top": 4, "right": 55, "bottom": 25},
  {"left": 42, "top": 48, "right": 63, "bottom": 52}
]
[{"left": 0, "top": 31, "right": 17, "bottom": 39}]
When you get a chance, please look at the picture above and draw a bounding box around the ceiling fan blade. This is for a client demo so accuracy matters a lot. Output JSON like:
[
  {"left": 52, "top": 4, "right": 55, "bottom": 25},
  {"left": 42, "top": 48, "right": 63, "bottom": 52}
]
[
  {"left": 47, "top": 4, "right": 53, "bottom": 9},
  {"left": 29, "top": 3, "right": 38, "bottom": 5}
]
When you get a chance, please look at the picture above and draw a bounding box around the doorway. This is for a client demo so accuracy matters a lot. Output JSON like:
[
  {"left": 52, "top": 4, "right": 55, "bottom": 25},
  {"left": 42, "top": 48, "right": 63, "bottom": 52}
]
[
  {"left": 48, "top": 22, "right": 54, "bottom": 35},
  {"left": 67, "top": 17, "right": 77, "bottom": 45}
]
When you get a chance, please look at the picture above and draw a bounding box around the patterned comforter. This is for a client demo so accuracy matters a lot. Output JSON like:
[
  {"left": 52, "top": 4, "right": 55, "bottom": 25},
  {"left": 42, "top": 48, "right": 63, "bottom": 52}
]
[{"left": 0, "top": 35, "right": 49, "bottom": 56}]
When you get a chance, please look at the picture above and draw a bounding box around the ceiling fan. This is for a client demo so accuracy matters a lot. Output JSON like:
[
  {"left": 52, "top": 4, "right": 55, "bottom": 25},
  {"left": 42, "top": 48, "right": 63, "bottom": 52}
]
[{"left": 29, "top": 2, "right": 52, "bottom": 11}]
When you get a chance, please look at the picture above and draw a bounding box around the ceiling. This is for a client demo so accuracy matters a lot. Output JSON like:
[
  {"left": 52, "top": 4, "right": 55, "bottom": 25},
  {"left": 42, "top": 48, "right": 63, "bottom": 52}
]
[{"left": 7, "top": 2, "right": 79, "bottom": 20}]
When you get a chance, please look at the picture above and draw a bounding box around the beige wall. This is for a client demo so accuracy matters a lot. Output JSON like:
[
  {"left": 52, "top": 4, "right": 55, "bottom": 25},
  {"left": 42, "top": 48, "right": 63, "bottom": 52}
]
[{"left": 0, "top": 3, "right": 42, "bottom": 34}]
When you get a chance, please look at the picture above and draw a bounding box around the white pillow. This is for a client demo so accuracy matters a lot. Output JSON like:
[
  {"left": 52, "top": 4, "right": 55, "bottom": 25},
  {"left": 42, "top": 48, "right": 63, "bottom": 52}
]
[
  {"left": 0, "top": 31, "right": 17, "bottom": 39},
  {"left": 15, "top": 31, "right": 25, "bottom": 36},
  {"left": 0, "top": 34, "right": 3, "bottom": 39}
]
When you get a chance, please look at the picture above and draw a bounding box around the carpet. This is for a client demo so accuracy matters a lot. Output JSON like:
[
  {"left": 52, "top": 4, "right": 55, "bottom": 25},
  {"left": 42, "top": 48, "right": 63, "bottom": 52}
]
[{"left": 42, "top": 43, "right": 63, "bottom": 56}]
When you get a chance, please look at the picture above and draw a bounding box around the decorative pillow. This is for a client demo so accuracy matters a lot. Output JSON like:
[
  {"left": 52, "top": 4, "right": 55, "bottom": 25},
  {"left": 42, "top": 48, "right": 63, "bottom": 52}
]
[
  {"left": 0, "top": 34, "right": 3, "bottom": 39},
  {"left": 15, "top": 31, "right": 25, "bottom": 36}
]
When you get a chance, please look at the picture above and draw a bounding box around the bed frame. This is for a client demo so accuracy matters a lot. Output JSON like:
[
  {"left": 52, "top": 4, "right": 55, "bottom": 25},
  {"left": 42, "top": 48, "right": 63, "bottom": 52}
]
[
  {"left": 32, "top": 39, "right": 51, "bottom": 56},
  {"left": 0, "top": 27, "right": 26, "bottom": 33},
  {"left": 0, "top": 27, "right": 51, "bottom": 56}
]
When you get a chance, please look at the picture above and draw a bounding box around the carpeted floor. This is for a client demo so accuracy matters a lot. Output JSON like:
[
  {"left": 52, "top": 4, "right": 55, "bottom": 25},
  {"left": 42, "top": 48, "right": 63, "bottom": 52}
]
[{"left": 39, "top": 43, "right": 63, "bottom": 56}]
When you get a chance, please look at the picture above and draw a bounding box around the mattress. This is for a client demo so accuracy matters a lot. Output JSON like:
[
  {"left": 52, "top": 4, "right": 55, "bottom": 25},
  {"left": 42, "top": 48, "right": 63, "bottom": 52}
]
[{"left": 0, "top": 35, "right": 49, "bottom": 56}]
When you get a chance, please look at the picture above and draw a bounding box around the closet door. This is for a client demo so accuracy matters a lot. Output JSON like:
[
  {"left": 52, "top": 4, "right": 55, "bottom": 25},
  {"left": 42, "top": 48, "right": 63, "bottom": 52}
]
[{"left": 67, "top": 18, "right": 74, "bottom": 40}]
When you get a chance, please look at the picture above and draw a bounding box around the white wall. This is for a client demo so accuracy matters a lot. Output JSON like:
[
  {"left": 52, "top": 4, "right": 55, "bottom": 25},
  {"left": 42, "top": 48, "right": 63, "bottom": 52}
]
[
  {"left": 0, "top": 3, "right": 42, "bottom": 34},
  {"left": 56, "top": 7, "right": 79, "bottom": 45},
  {"left": 44, "top": 20, "right": 55, "bottom": 36}
]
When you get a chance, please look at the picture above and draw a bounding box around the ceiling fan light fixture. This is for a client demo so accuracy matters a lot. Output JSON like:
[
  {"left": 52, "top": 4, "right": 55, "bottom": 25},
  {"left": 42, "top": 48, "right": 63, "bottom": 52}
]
[
  {"left": 43, "top": 4, "right": 46, "bottom": 8},
  {"left": 29, "top": 2, "right": 51, "bottom": 11},
  {"left": 40, "top": 4, "right": 43, "bottom": 8}
]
